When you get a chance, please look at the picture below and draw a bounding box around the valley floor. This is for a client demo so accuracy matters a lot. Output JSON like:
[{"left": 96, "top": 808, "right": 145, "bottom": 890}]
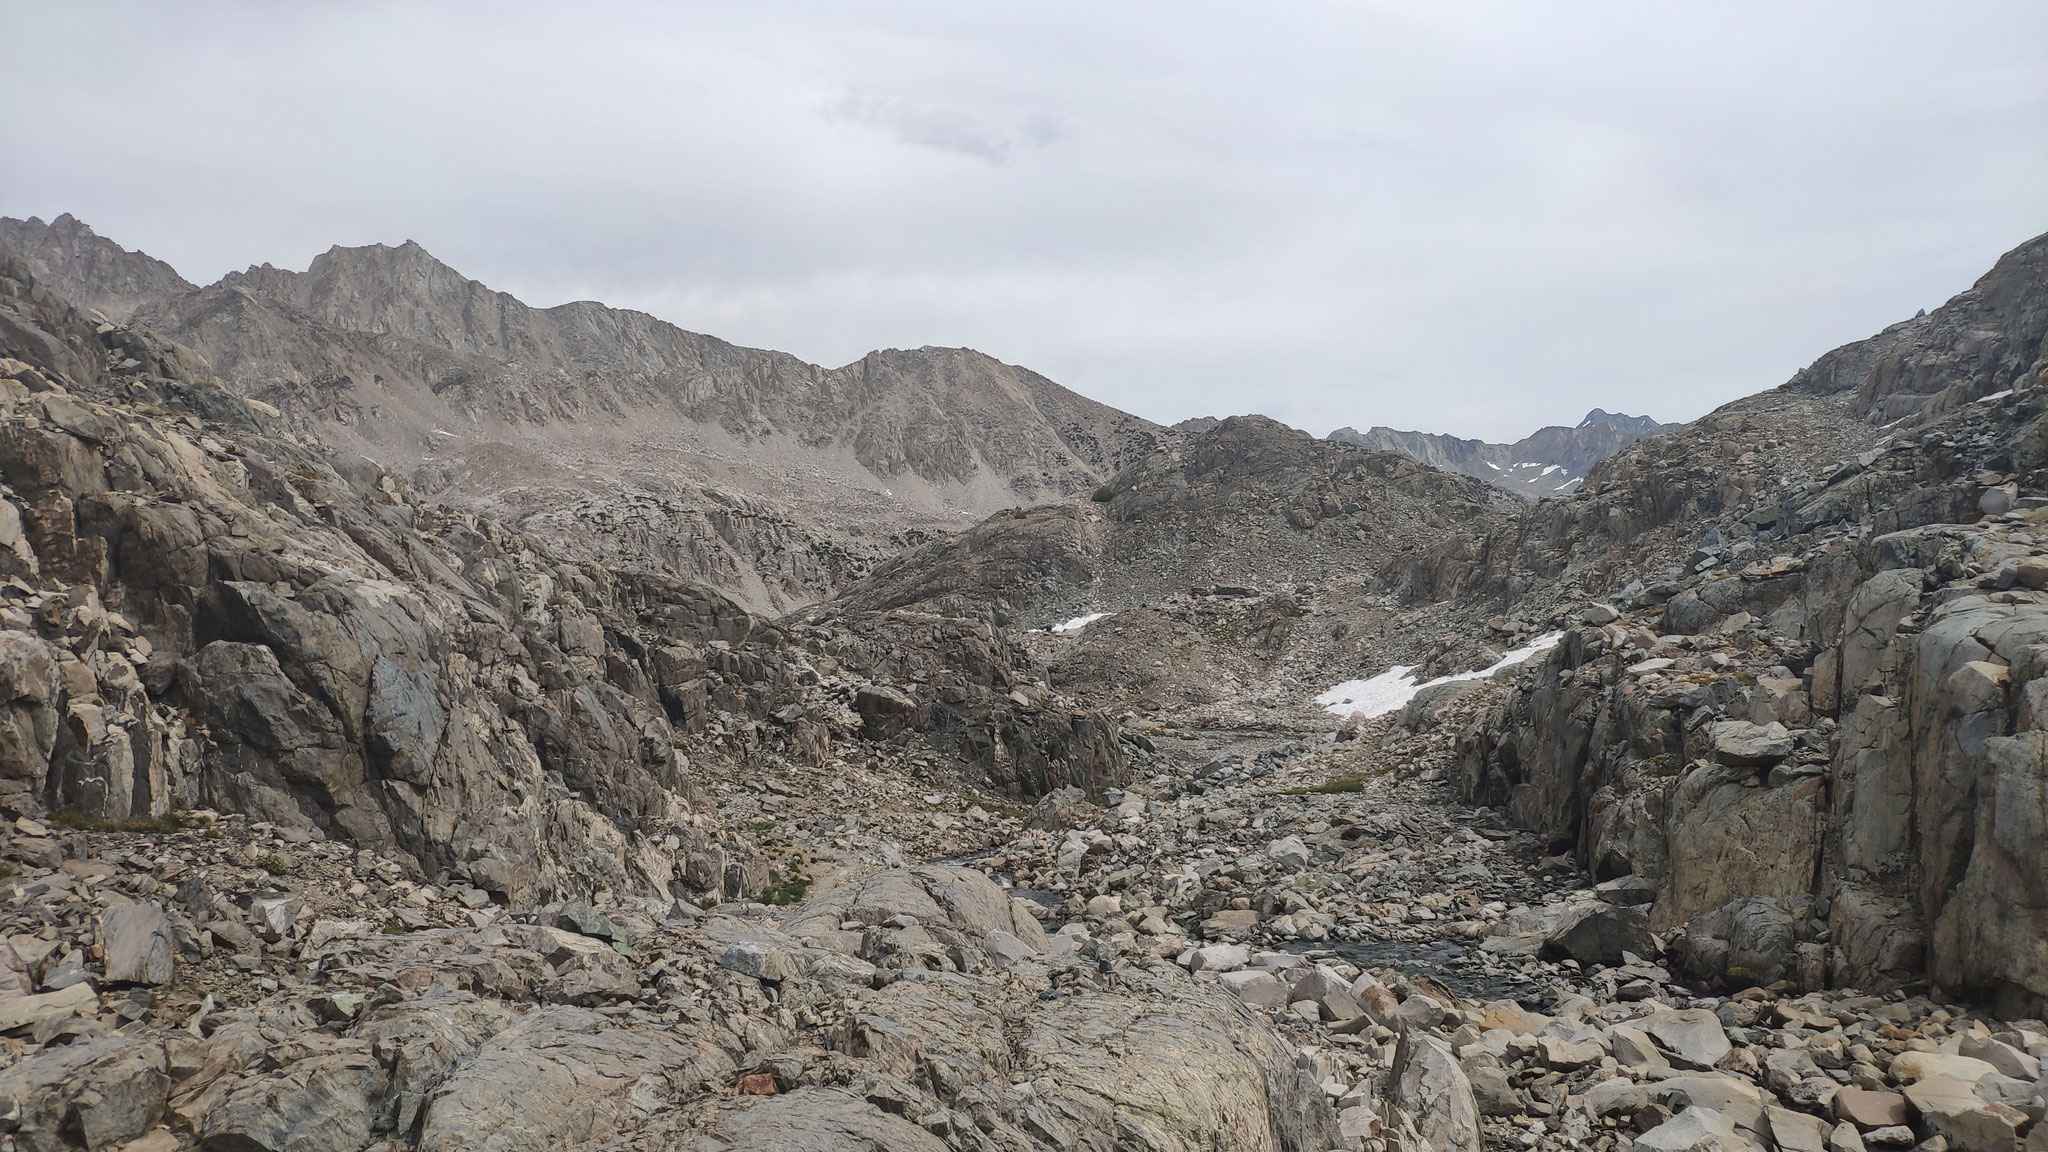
[{"left": 10, "top": 689, "right": 2040, "bottom": 1152}]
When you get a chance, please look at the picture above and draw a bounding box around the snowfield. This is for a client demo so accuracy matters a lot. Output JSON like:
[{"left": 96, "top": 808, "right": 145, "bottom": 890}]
[
  {"left": 1314, "top": 631, "right": 1565, "bottom": 720},
  {"left": 1051, "top": 612, "right": 1111, "bottom": 633}
]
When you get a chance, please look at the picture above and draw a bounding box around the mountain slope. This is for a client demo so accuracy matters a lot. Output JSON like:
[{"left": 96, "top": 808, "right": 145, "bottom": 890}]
[
  {"left": 0, "top": 213, "right": 195, "bottom": 321},
  {"left": 1329, "top": 408, "right": 1673, "bottom": 499},
  {"left": 0, "top": 216, "right": 1167, "bottom": 612}
]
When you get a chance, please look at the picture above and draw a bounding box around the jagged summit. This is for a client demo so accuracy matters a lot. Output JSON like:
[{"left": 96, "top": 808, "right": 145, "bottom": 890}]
[
  {"left": 1328, "top": 407, "right": 1675, "bottom": 499},
  {"left": 0, "top": 215, "right": 1166, "bottom": 612},
  {"left": 0, "top": 212, "right": 195, "bottom": 321}
]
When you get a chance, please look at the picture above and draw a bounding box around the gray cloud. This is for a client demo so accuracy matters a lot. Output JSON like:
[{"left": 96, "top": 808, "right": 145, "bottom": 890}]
[
  {"left": 826, "top": 91, "right": 1019, "bottom": 165},
  {"left": 1, "top": 0, "right": 2043, "bottom": 440}
]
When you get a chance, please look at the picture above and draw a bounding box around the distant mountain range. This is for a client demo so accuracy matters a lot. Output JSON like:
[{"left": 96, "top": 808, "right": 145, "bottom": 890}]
[
  {"left": 0, "top": 213, "right": 1163, "bottom": 611},
  {"left": 1327, "top": 408, "right": 1674, "bottom": 498}
]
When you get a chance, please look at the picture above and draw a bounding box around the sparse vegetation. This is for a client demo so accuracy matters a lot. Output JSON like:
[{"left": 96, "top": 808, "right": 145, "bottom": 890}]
[
  {"left": 758, "top": 869, "right": 811, "bottom": 906},
  {"left": 1278, "top": 776, "right": 1367, "bottom": 795},
  {"left": 254, "top": 854, "right": 293, "bottom": 876},
  {"left": 52, "top": 810, "right": 194, "bottom": 834}
]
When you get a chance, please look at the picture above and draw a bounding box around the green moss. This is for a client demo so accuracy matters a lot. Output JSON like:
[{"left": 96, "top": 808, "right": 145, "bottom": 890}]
[
  {"left": 253, "top": 854, "right": 293, "bottom": 876},
  {"left": 1091, "top": 486, "right": 1116, "bottom": 502},
  {"left": 743, "top": 819, "right": 778, "bottom": 832}
]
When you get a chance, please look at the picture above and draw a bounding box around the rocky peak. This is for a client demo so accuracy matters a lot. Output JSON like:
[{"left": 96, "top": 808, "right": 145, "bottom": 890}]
[
  {"left": 0, "top": 213, "right": 195, "bottom": 322},
  {"left": 1329, "top": 407, "right": 1674, "bottom": 500},
  {"left": 0, "top": 217, "right": 1169, "bottom": 611},
  {"left": 1784, "top": 229, "right": 2048, "bottom": 424}
]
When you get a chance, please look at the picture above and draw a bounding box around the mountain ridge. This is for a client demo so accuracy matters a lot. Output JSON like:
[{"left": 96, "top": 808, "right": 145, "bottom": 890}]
[
  {"left": 0, "top": 214, "right": 1167, "bottom": 612},
  {"left": 1328, "top": 407, "right": 1674, "bottom": 499}
]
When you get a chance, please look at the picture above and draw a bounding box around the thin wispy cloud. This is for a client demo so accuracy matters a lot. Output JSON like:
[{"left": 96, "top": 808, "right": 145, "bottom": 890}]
[{"left": 825, "top": 92, "right": 1021, "bottom": 165}]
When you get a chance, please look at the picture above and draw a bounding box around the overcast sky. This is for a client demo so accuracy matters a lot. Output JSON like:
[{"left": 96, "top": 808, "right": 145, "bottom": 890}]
[{"left": 5, "top": 2, "right": 2044, "bottom": 440}]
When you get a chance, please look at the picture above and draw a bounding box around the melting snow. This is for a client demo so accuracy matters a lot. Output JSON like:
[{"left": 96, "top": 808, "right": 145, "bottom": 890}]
[
  {"left": 1052, "top": 612, "right": 1110, "bottom": 633},
  {"left": 1538, "top": 464, "right": 1561, "bottom": 477},
  {"left": 1975, "top": 389, "right": 2015, "bottom": 404},
  {"left": 1314, "top": 631, "right": 1566, "bottom": 720},
  {"left": 1484, "top": 461, "right": 1501, "bottom": 470}
]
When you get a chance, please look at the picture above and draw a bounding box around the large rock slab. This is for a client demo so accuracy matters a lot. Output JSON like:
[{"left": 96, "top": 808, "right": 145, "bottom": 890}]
[
  {"left": 1017, "top": 974, "right": 1340, "bottom": 1152},
  {"left": 1640, "top": 1009, "right": 1732, "bottom": 1071},
  {"left": 99, "top": 901, "right": 175, "bottom": 985},
  {"left": 416, "top": 1007, "right": 737, "bottom": 1152},
  {"left": 1540, "top": 902, "right": 1655, "bottom": 968},
  {"left": 678, "top": 1088, "right": 951, "bottom": 1151},
  {"left": 1392, "top": 1035, "right": 1482, "bottom": 1152},
  {"left": 1664, "top": 766, "right": 1821, "bottom": 926},
  {"left": 1711, "top": 721, "right": 1794, "bottom": 766},
  {"left": 1902, "top": 1075, "right": 2029, "bottom": 1152},
  {"left": 1930, "top": 730, "right": 2048, "bottom": 1013},
  {"left": 1637, "top": 1105, "right": 1766, "bottom": 1152},
  {"left": 0, "top": 1034, "right": 169, "bottom": 1152}
]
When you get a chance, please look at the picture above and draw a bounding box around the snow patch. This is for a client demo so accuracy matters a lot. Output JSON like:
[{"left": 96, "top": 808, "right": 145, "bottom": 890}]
[
  {"left": 1538, "top": 464, "right": 1561, "bottom": 477},
  {"left": 1315, "top": 631, "right": 1566, "bottom": 720},
  {"left": 1052, "top": 612, "right": 1110, "bottom": 633},
  {"left": 1485, "top": 461, "right": 1501, "bottom": 470},
  {"left": 1975, "top": 389, "right": 2015, "bottom": 404}
]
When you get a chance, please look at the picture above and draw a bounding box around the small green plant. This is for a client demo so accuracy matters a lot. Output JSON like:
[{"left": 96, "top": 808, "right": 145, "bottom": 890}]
[
  {"left": 51, "top": 810, "right": 192, "bottom": 834},
  {"left": 1091, "top": 486, "right": 1116, "bottom": 502},
  {"left": 757, "top": 866, "right": 811, "bottom": 906},
  {"left": 743, "top": 819, "right": 778, "bottom": 832},
  {"left": 253, "top": 854, "right": 293, "bottom": 876},
  {"left": 0, "top": 862, "right": 14, "bottom": 881},
  {"left": 380, "top": 920, "right": 408, "bottom": 935}
]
